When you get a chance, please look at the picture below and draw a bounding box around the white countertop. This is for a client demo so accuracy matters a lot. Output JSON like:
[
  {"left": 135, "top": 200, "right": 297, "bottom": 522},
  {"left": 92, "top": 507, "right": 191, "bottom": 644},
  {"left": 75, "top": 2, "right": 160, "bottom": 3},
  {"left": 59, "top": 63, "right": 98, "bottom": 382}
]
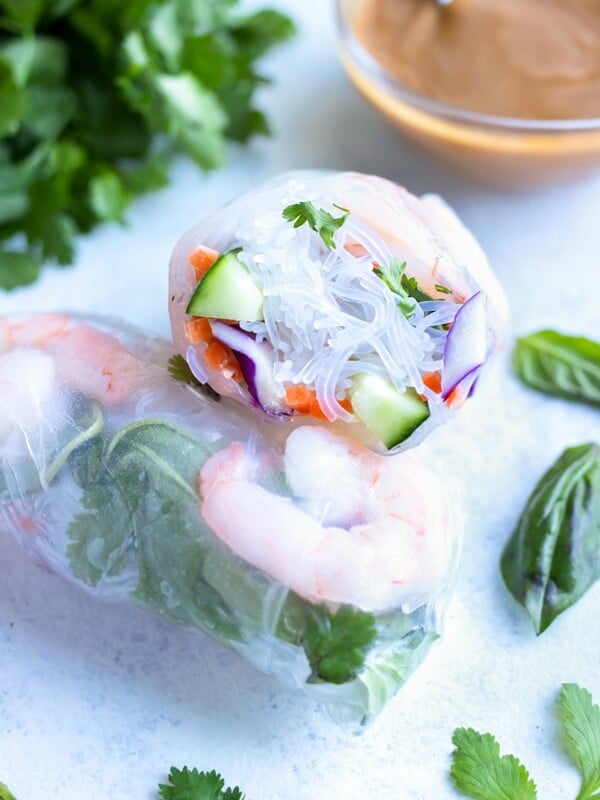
[{"left": 1, "top": 2, "right": 599, "bottom": 798}]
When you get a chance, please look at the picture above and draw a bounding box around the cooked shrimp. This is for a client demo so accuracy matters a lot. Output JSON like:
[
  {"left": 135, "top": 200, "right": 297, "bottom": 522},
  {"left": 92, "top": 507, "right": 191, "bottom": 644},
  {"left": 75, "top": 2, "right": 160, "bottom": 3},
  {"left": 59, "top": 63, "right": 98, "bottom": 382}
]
[
  {"left": 200, "top": 426, "right": 458, "bottom": 613},
  {"left": 0, "top": 313, "right": 141, "bottom": 407}
]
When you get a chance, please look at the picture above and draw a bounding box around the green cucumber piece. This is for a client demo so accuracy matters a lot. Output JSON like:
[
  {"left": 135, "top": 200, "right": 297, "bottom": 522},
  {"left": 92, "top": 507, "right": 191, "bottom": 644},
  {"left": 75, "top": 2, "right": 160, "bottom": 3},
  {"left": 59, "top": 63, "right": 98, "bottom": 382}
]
[
  {"left": 186, "top": 250, "right": 264, "bottom": 321},
  {"left": 349, "top": 373, "right": 430, "bottom": 449}
]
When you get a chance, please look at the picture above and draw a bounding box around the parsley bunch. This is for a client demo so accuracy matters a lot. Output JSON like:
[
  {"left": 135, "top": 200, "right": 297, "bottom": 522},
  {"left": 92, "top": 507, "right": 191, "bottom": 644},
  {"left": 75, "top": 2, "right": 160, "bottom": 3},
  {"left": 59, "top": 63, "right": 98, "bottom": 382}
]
[{"left": 0, "top": 0, "right": 294, "bottom": 289}]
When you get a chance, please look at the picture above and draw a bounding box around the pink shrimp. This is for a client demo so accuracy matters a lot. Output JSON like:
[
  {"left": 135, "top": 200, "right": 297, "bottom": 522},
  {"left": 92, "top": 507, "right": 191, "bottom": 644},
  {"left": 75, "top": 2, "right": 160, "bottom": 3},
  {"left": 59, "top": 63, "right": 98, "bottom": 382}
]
[
  {"left": 0, "top": 313, "right": 141, "bottom": 407},
  {"left": 199, "top": 426, "right": 459, "bottom": 613}
]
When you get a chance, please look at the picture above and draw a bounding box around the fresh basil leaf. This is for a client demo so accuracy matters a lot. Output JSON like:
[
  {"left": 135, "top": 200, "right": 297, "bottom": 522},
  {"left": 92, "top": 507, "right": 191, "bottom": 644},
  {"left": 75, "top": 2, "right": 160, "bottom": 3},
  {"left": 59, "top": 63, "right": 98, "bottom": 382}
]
[
  {"left": 0, "top": 781, "right": 17, "bottom": 800},
  {"left": 513, "top": 330, "right": 600, "bottom": 408},
  {"left": 501, "top": 443, "right": 600, "bottom": 634}
]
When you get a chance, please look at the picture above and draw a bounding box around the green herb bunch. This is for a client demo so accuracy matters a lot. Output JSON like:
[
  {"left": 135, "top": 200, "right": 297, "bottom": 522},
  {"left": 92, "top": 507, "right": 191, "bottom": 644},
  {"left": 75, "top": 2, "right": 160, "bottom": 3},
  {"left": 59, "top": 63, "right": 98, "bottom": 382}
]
[{"left": 0, "top": 0, "right": 294, "bottom": 289}]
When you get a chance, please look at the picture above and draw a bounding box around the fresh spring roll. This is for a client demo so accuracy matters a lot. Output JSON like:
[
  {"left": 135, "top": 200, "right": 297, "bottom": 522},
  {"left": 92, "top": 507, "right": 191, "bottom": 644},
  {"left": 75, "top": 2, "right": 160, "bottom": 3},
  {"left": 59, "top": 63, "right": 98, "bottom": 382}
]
[
  {"left": 0, "top": 313, "right": 462, "bottom": 730},
  {"left": 169, "top": 170, "right": 508, "bottom": 453}
]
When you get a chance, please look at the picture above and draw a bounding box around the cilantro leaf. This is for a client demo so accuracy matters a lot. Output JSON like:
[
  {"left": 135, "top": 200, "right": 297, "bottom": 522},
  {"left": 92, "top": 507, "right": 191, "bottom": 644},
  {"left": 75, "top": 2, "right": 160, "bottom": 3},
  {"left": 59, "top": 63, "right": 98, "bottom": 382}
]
[
  {"left": 303, "top": 605, "right": 376, "bottom": 684},
  {"left": 0, "top": 250, "right": 40, "bottom": 288},
  {"left": 558, "top": 683, "right": 600, "bottom": 800},
  {"left": 277, "top": 597, "right": 377, "bottom": 684},
  {"left": 0, "top": 0, "right": 295, "bottom": 289},
  {"left": 168, "top": 353, "right": 220, "bottom": 400},
  {"left": 450, "top": 728, "right": 538, "bottom": 800},
  {"left": 159, "top": 767, "right": 245, "bottom": 800},
  {"left": 374, "top": 258, "right": 421, "bottom": 318},
  {"left": 282, "top": 200, "right": 349, "bottom": 250}
]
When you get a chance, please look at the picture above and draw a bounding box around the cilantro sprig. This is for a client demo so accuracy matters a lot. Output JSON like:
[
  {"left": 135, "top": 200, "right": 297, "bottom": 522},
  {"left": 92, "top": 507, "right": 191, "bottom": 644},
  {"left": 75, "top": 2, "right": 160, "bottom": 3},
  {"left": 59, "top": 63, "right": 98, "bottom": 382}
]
[
  {"left": 159, "top": 768, "right": 244, "bottom": 800},
  {"left": 451, "top": 729, "right": 537, "bottom": 800},
  {"left": 0, "top": 0, "right": 294, "bottom": 289},
  {"left": 373, "top": 257, "right": 431, "bottom": 318},
  {"left": 451, "top": 683, "right": 600, "bottom": 800},
  {"left": 282, "top": 200, "right": 349, "bottom": 250}
]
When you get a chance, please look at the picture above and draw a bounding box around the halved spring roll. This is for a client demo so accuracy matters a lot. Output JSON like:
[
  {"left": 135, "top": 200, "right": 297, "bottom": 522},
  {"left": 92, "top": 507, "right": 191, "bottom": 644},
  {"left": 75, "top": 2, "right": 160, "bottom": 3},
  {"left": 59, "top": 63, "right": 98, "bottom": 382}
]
[{"left": 169, "top": 170, "right": 508, "bottom": 453}]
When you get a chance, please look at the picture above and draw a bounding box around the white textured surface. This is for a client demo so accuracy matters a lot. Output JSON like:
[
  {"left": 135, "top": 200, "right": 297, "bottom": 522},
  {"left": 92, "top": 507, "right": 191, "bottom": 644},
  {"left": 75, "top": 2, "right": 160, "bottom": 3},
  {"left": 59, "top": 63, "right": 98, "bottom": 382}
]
[{"left": 1, "top": 1, "right": 600, "bottom": 798}]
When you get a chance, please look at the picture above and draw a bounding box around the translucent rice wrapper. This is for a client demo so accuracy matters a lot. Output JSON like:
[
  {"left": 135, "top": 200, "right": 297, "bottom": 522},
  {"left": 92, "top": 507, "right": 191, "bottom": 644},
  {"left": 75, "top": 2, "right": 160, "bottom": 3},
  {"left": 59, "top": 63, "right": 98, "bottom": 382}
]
[
  {"left": 169, "top": 170, "right": 508, "bottom": 454},
  {"left": 0, "top": 313, "right": 462, "bottom": 731}
]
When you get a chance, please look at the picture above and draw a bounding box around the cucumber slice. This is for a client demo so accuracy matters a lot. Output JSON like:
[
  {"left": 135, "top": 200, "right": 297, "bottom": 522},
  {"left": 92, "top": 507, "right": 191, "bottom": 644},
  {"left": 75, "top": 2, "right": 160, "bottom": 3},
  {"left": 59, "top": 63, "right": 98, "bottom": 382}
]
[
  {"left": 349, "top": 373, "right": 430, "bottom": 449},
  {"left": 186, "top": 250, "right": 264, "bottom": 322}
]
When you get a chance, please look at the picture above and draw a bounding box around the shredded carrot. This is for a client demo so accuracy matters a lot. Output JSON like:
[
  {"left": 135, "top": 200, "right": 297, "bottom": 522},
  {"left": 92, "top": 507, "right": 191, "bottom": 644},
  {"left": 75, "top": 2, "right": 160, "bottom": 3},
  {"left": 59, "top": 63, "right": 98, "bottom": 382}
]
[
  {"left": 344, "top": 241, "right": 380, "bottom": 270},
  {"left": 344, "top": 241, "right": 369, "bottom": 258},
  {"left": 422, "top": 371, "right": 442, "bottom": 393},
  {"left": 285, "top": 386, "right": 352, "bottom": 419},
  {"left": 285, "top": 385, "right": 314, "bottom": 414},
  {"left": 445, "top": 385, "right": 467, "bottom": 410},
  {"left": 186, "top": 317, "right": 213, "bottom": 344},
  {"left": 188, "top": 246, "right": 219, "bottom": 281},
  {"left": 204, "top": 339, "right": 243, "bottom": 383}
]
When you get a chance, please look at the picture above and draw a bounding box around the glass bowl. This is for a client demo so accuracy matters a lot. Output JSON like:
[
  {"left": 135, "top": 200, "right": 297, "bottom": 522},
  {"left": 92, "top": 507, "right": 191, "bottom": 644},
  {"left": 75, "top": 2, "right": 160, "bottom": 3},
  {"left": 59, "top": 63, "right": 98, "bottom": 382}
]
[{"left": 336, "top": 0, "right": 600, "bottom": 189}]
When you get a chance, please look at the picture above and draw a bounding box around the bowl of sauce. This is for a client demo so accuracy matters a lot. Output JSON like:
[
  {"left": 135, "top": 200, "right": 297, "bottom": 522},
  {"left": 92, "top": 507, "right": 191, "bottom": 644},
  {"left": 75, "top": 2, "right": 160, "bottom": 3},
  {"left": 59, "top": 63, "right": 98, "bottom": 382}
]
[{"left": 337, "top": 0, "right": 600, "bottom": 187}]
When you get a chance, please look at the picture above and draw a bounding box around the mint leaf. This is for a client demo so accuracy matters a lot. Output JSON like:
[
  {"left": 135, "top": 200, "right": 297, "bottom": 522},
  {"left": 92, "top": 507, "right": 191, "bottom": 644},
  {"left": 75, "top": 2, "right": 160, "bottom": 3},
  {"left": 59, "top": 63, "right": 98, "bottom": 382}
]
[
  {"left": 450, "top": 728, "right": 538, "bottom": 800},
  {"left": 501, "top": 443, "right": 600, "bottom": 634},
  {"left": 282, "top": 201, "right": 349, "bottom": 250},
  {"left": 159, "top": 767, "right": 245, "bottom": 800},
  {"left": 558, "top": 684, "right": 600, "bottom": 800},
  {"left": 513, "top": 330, "right": 600, "bottom": 408}
]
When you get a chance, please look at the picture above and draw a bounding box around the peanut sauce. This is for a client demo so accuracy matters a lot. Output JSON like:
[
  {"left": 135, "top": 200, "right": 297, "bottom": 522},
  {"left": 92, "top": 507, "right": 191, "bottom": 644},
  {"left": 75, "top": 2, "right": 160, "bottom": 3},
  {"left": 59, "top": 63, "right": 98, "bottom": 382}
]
[{"left": 354, "top": 0, "right": 600, "bottom": 120}]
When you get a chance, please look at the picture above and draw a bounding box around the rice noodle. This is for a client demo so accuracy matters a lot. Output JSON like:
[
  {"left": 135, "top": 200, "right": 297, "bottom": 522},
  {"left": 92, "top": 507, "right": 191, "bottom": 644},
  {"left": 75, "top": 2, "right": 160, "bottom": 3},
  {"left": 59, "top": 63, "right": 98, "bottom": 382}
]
[{"left": 168, "top": 171, "right": 508, "bottom": 452}]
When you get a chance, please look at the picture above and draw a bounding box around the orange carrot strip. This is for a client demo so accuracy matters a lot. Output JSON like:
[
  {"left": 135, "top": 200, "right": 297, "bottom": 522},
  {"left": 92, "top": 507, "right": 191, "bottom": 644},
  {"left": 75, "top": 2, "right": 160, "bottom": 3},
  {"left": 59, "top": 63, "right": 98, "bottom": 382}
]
[
  {"left": 204, "top": 340, "right": 232, "bottom": 371},
  {"left": 285, "top": 385, "right": 314, "bottom": 414},
  {"left": 445, "top": 385, "right": 468, "bottom": 410},
  {"left": 186, "top": 317, "right": 213, "bottom": 344},
  {"left": 285, "top": 385, "right": 352, "bottom": 419},
  {"left": 422, "top": 371, "right": 442, "bottom": 393},
  {"left": 344, "top": 241, "right": 369, "bottom": 258},
  {"left": 204, "top": 339, "right": 243, "bottom": 383},
  {"left": 188, "top": 246, "right": 219, "bottom": 281}
]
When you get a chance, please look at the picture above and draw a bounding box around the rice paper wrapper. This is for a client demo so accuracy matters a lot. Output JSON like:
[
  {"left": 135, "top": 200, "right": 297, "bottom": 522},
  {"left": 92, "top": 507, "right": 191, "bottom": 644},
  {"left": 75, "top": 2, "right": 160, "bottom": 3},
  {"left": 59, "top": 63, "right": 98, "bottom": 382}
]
[
  {"left": 0, "top": 313, "right": 462, "bottom": 731},
  {"left": 169, "top": 170, "right": 508, "bottom": 454}
]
